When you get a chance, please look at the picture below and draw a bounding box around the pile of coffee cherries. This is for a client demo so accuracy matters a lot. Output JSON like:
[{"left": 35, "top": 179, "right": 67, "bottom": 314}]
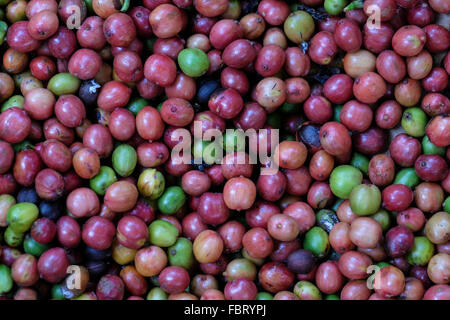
[{"left": 0, "top": 0, "right": 449, "bottom": 300}]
